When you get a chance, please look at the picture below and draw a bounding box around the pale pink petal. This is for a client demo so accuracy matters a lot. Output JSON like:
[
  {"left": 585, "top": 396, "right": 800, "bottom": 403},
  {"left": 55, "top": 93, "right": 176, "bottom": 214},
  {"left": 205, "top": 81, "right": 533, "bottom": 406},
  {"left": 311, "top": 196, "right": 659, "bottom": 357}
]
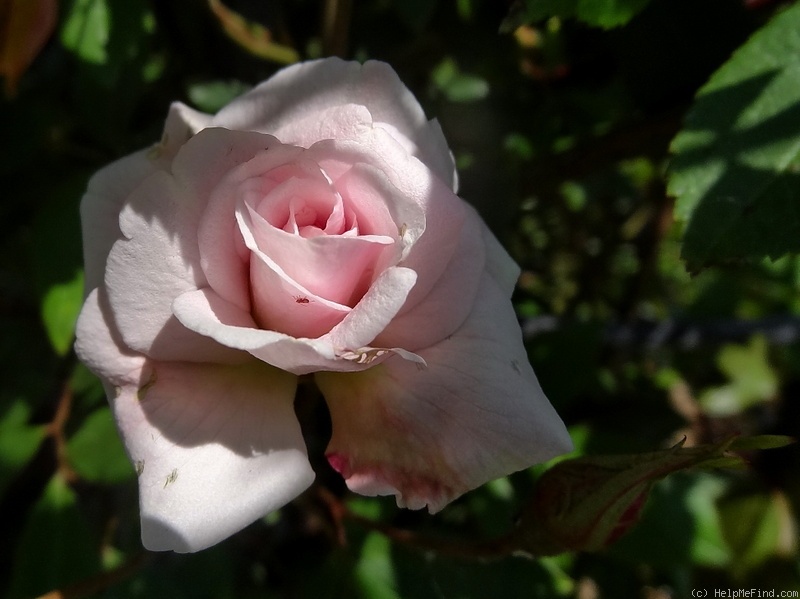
[
  {"left": 307, "top": 132, "right": 465, "bottom": 311},
  {"left": 326, "top": 266, "right": 417, "bottom": 351},
  {"left": 247, "top": 203, "right": 394, "bottom": 306},
  {"left": 212, "top": 58, "right": 456, "bottom": 188},
  {"left": 81, "top": 149, "right": 157, "bottom": 294},
  {"left": 375, "top": 208, "right": 485, "bottom": 350},
  {"left": 173, "top": 288, "right": 345, "bottom": 374},
  {"left": 155, "top": 102, "right": 214, "bottom": 163},
  {"left": 113, "top": 360, "right": 313, "bottom": 553},
  {"left": 81, "top": 103, "right": 212, "bottom": 293},
  {"left": 237, "top": 205, "right": 352, "bottom": 339},
  {"left": 105, "top": 171, "right": 244, "bottom": 364},
  {"left": 473, "top": 205, "right": 521, "bottom": 296},
  {"left": 75, "top": 287, "right": 146, "bottom": 388},
  {"left": 316, "top": 273, "right": 573, "bottom": 512},
  {"left": 173, "top": 280, "right": 418, "bottom": 375},
  {"left": 196, "top": 134, "right": 305, "bottom": 312}
]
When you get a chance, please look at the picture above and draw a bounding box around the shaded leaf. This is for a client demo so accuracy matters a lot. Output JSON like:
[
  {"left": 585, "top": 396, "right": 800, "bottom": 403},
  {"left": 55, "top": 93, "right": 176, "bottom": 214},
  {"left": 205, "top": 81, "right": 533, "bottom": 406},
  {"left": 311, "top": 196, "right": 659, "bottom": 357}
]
[
  {"left": 668, "top": 2, "right": 800, "bottom": 269},
  {"left": 718, "top": 486, "right": 795, "bottom": 573},
  {"left": 0, "top": 399, "right": 47, "bottom": 497},
  {"left": 67, "top": 406, "right": 135, "bottom": 484},
  {"left": 514, "top": 436, "right": 783, "bottom": 556},
  {"left": 7, "top": 473, "right": 101, "bottom": 599},
  {"left": 187, "top": 79, "right": 251, "bottom": 114},
  {"left": 503, "top": 0, "right": 651, "bottom": 30}
]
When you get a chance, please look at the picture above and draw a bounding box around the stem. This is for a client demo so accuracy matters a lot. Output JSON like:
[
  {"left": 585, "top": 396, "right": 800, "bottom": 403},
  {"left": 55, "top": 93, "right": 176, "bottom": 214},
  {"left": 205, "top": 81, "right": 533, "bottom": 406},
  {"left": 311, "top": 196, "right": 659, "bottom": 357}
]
[
  {"left": 321, "top": 0, "right": 352, "bottom": 57},
  {"left": 33, "top": 552, "right": 150, "bottom": 599},
  {"left": 317, "top": 487, "right": 517, "bottom": 560},
  {"left": 48, "top": 375, "right": 78, "bottom": 484}
]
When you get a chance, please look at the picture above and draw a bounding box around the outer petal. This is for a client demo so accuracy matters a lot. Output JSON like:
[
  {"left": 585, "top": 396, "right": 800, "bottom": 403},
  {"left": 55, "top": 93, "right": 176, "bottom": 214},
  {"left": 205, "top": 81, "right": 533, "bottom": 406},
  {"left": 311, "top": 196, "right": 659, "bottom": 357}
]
[
  {"left": 75, "top": 287, "right": 146, "bottom": 388},
  {"left": 212, "top": 58, "right": 456, "bottom": 189},
  {"left": 81, "top": 149, "right": 158, "bottom": 295},
  {"left": 81, "top": 102, "right": 212, "bottom": 294},
  {"left": 105, "top": 129, "right": 284, "bottom": 363},
  {"left": 316, "top": 273, "right": 573, "bottom": 512},
  {"left": 75, "top": 287, "right": 313, "bottom": 553},
  {"left": 375, "top": 205, "right": 486, "bottom": 350},
  {"left": 116, "top": 360, "right": 313, "bottom": 553}
]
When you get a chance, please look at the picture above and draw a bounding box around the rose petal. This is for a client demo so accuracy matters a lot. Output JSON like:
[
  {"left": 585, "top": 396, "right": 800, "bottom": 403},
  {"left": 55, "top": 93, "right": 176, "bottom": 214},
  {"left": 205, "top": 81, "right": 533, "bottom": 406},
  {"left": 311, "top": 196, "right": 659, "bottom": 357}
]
[
  {"left": 237, "top": 204, "right": 352, "bottom": 339},
  {"left": 473, "top": 204, "right": 521, "bottom": 296},
  {"left": 307, "top": 131, "right": 465, "bottom": 303},
  {"left": 212, "top": 58, "right": 456, "bottom": 188},
  {"left": 75, "top": 287, "right": 147, "bottom": 388},
  {"left": 105, "top": 170, "right": 244, "bottom": 364},
  {"left": 113, "top": 359, "right": 313, "bottom": 552},
  {"left": 247, "top": 202, "right": 394, "bottom": 307},
  {"left": 375, "top": 207, "right": 485, "bottom": 350},
  {"left": 316, "top": 272, "right": 573, "bottom": 512},
  {"left": 81, "top": 149, "right": 157, "bottom": 295},
  {"left": 173, "top": 287, "right": 346, "bottom": 374},
  {"left": 173, "top": 265, "right": 417, "bottom": 376},
  {"left": 196, "top": 135, "right": 305, "bottom": 312},
  {"left": 76, "top": 287, "right": 311, "bottom": 553}
]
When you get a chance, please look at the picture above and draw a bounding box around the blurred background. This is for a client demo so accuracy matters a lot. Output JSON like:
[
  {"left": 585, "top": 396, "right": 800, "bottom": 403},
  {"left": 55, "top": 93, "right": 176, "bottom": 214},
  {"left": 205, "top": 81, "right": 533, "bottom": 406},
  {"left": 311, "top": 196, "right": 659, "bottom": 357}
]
[{"left": 2, "top": 0, "right": 800, "bottom": 597}]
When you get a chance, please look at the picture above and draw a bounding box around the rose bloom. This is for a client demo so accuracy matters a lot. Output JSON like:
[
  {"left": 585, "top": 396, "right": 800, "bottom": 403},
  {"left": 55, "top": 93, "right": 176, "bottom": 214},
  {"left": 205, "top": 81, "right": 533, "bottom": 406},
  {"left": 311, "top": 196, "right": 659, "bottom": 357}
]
[{"left": 75, "top": 58, "right": 572, "bottom": 553}]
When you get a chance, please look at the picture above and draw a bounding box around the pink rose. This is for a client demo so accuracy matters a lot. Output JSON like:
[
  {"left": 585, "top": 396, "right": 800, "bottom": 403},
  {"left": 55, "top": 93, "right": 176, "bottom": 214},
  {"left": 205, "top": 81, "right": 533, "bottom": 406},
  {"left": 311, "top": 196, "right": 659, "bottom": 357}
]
[{"left": 75, "top": 58, "right": 572, "bottom": 553}]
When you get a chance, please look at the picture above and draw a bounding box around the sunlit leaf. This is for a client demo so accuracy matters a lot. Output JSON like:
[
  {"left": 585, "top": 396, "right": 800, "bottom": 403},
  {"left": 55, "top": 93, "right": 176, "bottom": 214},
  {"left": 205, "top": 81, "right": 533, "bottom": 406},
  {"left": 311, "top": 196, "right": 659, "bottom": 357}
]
[
  {"left": 668, "top": 2, "right": 800, "bottom": 269},
  {"left": 41, "top": 270, "right": 83, "bottom": 356},
  {"left": 356, "top": 533, "right": 399, "bottom": 599},
  {"left": 699, "top": 336, "right": 779, "bottom": 416},
  {"left": 60, "top": 0, "right": 110, "bottom": 65},
  {"left": 431, "top": 58, "right": 489, "bottom": 103}
]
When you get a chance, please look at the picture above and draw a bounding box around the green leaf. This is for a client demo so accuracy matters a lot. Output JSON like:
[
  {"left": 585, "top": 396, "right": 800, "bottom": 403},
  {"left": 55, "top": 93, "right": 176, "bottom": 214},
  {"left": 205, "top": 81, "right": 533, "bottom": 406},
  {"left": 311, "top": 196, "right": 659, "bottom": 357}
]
[
  {"left": 7, "top": 473, "right": 101, "bottom": 599},
  {"left": 41, "top": 270, "right": 84, "bottom": 356},
  {"left": 60, "top": 0, "right": 110, "bottom": 65},
  {"left": 505, "top": 0, "right": 650, "bottom": 29},
  {"left": 0, "top": 400, "right": 47, "bottom": 497},
  {"left": 609, "top": 472, "right": 733, "bottom": 568},
  {"left": 355, "top": 533, "right": 400, "bottom": 599},
  {"left": 187, "top": 80, "right": 252, "bottom": 114},
  {"left": 67, "top": 407, "right": 135, "bottom": 484},
  {"left": 431, "top": 58, "right": 489, "bottom": 103},
  {"left": 668, "top": 2, "right": 800, "bottom": 269},
  {"left": 575, "top": 0, "right": 651, "bottom": 28},
  {"left": 699, "top": 336, "right": 778, "bottom": 416},
  {"left": 717, "top": 486, "right": 790, "bottom": 572}
]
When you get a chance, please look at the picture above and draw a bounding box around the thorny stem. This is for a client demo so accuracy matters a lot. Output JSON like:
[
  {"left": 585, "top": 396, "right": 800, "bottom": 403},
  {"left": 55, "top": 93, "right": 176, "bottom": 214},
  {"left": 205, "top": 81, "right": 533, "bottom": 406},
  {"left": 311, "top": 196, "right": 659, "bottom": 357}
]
[
  {"left": 33, "top": 552, "right": 150, "bottom": 599},
  {"left": 317, "top": 487, "right": 519, "bottom": 560}
]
